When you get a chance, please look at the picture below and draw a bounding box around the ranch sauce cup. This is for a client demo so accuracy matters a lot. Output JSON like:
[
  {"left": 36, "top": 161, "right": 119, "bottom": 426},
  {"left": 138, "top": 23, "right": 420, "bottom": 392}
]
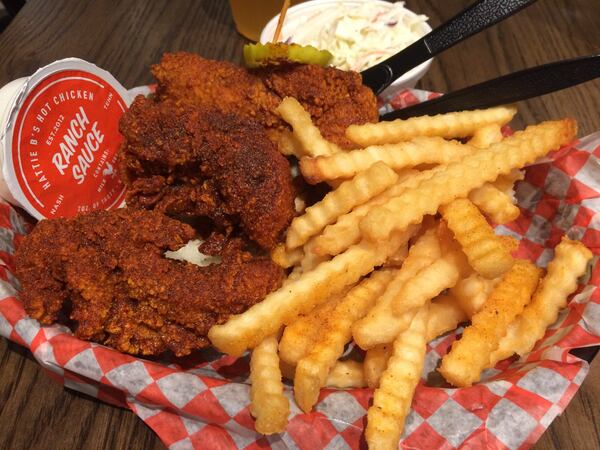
[{"left": 0, "top": 58, "right": 130, "bottom": 219}]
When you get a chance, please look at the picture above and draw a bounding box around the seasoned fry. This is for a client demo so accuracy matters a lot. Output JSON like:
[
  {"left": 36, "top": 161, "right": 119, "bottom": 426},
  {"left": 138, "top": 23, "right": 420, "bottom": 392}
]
[
  {"left": 359, "top": 119, "right": 577, "bottom": 241},
  {"left": 271, "top": 244, "right": 303, "bottom": 268},
  {"left": 299, "top": 238, "right": 330, "bottom": 272},
  {"left": 250, "top": 335, "right": 290, "bottom": 434},
  {"left": 294, "top": 269, "right": 396, "bottom": 411},
  {"left": 347, "top": 106, "right": 517, "bottom": 146},
  {"left": 364, "top": 344, "right": 392, "bottom": 388},
  {"left": 499, "top": 235, "right": 519, "bottom": 253},
  {"left": 490, "top": 237, "right": 592, "bottom": 365},
  {"left": 366, "top": 304, "right": 430, "bottom": 450},
  {"left": 426, "top": 294, "right": 468, "bottom": 341},
  {"left": 325, "top": 360, "right": 367, "bottom": 388},
  {"left": 353, "top": 225, "right": 439, "bottom": 349},
  {"left": 279, "top": 294, "right": 342, "bottom": 365},
  {"left": 286, "top": 161, "right": 399, "bottom": 249},
  {"left": 441, "top": 198, "right": 514, "bottom": 278},
  {"left": 276, "top": 97, "right": 340, "bottom": 157},
  {"left": 469, "top": 184, "right": 520, "bottom": 224},
  {"left": 300, "top": 137, "right": 471, "bottom": 183},
  {"left": 392, "top": 253, "right": 461, "bottom": 314},
  {"left": 209, "top": 230, "right": 409, "bottom": 356},
  {"left": 450, "top": 273, "right": 499, "bottom": 318},
  {"left": 439, "top": 260, "right": 542, "bottom": 387},
  {"left": 314, "top": 171, "right": 422, "bottom": 256},
  {"left": 467, "top": 123, "right": 504, "bottom": 149}
]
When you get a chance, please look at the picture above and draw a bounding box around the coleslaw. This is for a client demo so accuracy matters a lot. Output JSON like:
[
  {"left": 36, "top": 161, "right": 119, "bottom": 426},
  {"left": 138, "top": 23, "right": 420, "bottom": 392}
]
[{"left": 291, "top": 1, "right": 429, "bottom": 72}]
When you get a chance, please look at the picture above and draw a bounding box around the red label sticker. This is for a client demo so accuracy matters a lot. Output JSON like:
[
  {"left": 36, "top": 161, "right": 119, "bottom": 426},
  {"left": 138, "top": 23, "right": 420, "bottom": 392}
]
[{"left": 11, "top": 70, "right": 126, "bottom": 218}]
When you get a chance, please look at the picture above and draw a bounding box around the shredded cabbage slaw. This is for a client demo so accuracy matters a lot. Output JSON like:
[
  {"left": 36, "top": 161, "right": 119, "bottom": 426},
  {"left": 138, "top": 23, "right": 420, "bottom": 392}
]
[{"left": 290, "top": 1, "right": 429, "bottom": 72}]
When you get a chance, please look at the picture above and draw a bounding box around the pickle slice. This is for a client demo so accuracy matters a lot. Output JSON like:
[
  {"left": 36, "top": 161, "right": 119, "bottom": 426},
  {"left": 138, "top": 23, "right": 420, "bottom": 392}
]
[{"left": 243, "top": 42, "right": 333, "bottom": 68}]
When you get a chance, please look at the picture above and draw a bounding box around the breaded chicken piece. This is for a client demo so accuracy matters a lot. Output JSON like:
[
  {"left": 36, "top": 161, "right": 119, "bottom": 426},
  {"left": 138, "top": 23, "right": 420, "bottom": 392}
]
[
  {"left": 151, "top": 52, "right": 378, "bottom": 149},
  {"left": 16, "top": 209, "right": 283, "bottom": 356},
  {"left": 119, "top": 96, "right": 295, "bottom": 250}
]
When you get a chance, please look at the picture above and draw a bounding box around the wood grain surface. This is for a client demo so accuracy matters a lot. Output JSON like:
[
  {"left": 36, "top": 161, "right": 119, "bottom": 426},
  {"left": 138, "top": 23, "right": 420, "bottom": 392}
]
[{"left": 0, "top": 1, "right": 598, "bottom": 449}]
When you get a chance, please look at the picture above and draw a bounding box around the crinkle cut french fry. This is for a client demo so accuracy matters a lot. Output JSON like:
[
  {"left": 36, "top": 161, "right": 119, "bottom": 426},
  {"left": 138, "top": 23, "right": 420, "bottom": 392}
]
[
  {"left": 271, "top": 244, "right": 303, "bottom": 268},
  {"left": 325, "top": 360, "right": 367, "bottom": 388},
  {"left": 499, "top": 235, "right": 519, "bottom": 253},
  {"left": 274, "top": 129, "right": 304, "bottom": 158},
  {"left": 352, "top": 225, "right": 439, "bottom": 349},
  {"left": 209, "top": 230, "right": 409, "bottom": 356},
  {"left": 250, "top": 335, "right": 290, "bottom": 435},
  {"left": 450, "top": 273, "right": 499, "bottom": 318},
  {"left": 286, "top": 161, "right": 399, "bottom": 249},
  {"left": 313, "top": 170, "right": 422, "bottom": 256},
  {"left": 467, "top": 123, "right": 504, "bottom": 149},
  {"left": 364, "top": 344, "right": 392, "bottom": 388},
  {"left": 276, "top": 97, "right": 340, "bottom": 157},
  {"left": 279, "top": 294, "right": 341, "bottom": 365},
  {"left": 299, "top": 137, "right": 471, "bottom": 183},
  {"left": 490, "top": 237, "right": 592, "bottom": 366},
  {"left": 282, "top": 360, "right": 367, "bottom": 388},
  {"left": 359, "top": 119, "right": 577, "bottom": 242},
  {"left": 426, "top": 294, "right": 468, "bottom": 342},
  {"left": 441, "top": 198, "right": 514, "bottom": 279},
  {"left": 469, "top": 183, "right": 520, "bottom": 224},
  {"left": 494, "top": 169, "right": 525, "bottom": 194},
  {"left": 299, "top": 238, "right": 330, "bottom": 272},
  {"left": 392, "top": 252, "right": 461, "bottom": 314},
  {"left": 294, "top": 269, "right": 396, "bottom": 412},
  {"left": 439, "top": 260, "right": 542, "bottom": 387},
  {"left": 366, "top": 304, "right": 430, "bottom": 450},
  {"left": 347, "top": 106, "right": 517, "bottom": 146}
]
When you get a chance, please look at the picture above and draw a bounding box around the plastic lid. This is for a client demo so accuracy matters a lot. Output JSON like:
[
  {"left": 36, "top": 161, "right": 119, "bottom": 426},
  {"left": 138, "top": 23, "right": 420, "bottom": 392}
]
[{"left": 1, "top": 58, "right": 130, "bottom": 219}]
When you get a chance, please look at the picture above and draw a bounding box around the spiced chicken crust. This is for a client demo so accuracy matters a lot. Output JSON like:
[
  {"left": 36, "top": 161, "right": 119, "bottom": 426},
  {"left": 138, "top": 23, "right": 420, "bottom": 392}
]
[{"left": 15, "top": 209, "right": 283, "bottom": 356}]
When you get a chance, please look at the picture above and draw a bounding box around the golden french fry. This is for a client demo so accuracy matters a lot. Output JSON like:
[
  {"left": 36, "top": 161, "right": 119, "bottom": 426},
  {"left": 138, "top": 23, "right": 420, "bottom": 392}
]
[
  {"left": 392, "top": 253, "right": 461, "bottom": 314},
  {"left": 209, "top": 230, "right": 409, "bottom": 356},
  {"left": 359, "top": 119, "right": 577, "bottom": 242},
  {"left": 441, "top": 198, "right": 514, "bottom": 278},
  {"left": 490, "top": 237, "right": 592, "bottom": 366},
  {"left": 499, "top": 235, "right": 519, "bottom": 253},
  {"left": 274, "top": 129, "right": 305, "bottom": 158},
  {"left": 294, "top": 269, "right": 396, "bottom": 412},
  {"left": 299, "top": 137, "right": 471, "bottom": 183},
  {"left": 469, "top": 184, "right": 520, "bottom": 224},
  {"left": 364, "top": 344, "right": 392, "bottom": 388},
  {"left": 426, "top": 294, "right": 468, "bottom": 341},
  {"left": 250, "top": 335, "right": 290, "bottom": 435},
  {"left": 271, "top": 244, "right": 303, "bottom": 268},
  {"left": 386, "top": 242, "right": 409, "bottom": 267},
  {"left": 468, "top": 123, "right": 504, "bottom": 149},
  {"left": 352, "top": 225, "right": 439, "bottom": 349},
  {"left": 279, "top": 294, "right": 342, "bottom": 365},
  {"left": 325, "top": 360, "right": 367, "bottom": 389},
  {"left": 366, "top": 304, "right": 430, "bottom": 450},
  {"left": 439, "top": 260, "right": 542, "bottom": 387},
  {"left": 314, "top": 171, "right": 421, "bottom": 256},
  {"left": 299, "top": 238, "right": 330, "bottom": 272},
  {"left": 286, "top": 161, "right": 399, "bottom": 249},
  {"left": 276, "top": 97, "right": 340, "bottom": 157},
  {"left": 347, "top": 106, "right": 517, "bottom": 146},
  {"left": 493, "top": 169, "right": 525, "bottom": 194},
  {"left": 450, "top": 273, "right": 500, "bottom": 318}
]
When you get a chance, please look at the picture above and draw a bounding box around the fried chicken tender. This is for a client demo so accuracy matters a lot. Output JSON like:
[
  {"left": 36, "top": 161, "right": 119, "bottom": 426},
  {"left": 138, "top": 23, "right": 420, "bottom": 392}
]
[
  {"left": 15, "top": 209, "right": 283, "bottom": 356},
  {"left": 119, "top": 95, "right": 295, "bottom": 250},
  {"left": 151, "top": 52, "right": 378, "bottom": 149}
]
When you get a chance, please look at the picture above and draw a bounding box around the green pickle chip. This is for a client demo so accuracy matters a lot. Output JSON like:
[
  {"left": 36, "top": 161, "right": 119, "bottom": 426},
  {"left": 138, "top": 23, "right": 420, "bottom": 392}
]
[{"left": 243, "top": 43, "right": 333, "bottom": 68}]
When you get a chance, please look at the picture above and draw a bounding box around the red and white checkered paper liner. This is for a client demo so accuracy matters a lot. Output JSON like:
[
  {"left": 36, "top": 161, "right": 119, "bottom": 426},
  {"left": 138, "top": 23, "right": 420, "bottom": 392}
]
[{"left": 2, "top": 88, "right": 600, "bottom": 450}]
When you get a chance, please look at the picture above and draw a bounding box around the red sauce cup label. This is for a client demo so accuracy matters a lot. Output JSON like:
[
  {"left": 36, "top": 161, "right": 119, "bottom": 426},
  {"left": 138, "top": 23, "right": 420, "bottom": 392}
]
[{"left": 10, "top": 69, "right": 127, "bottom": 218}]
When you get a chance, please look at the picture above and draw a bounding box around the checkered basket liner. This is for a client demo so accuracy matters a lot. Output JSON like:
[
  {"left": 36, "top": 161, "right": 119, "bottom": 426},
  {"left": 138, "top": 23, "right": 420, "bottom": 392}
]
[{"left": 1, "top": 88, "right": 600, "bottom": 450}]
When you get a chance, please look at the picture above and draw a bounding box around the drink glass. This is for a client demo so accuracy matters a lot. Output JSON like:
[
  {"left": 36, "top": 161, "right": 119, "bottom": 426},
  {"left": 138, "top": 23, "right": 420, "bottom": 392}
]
[{"left": 229, "top": 0, "right": 304, "bottom": 41}]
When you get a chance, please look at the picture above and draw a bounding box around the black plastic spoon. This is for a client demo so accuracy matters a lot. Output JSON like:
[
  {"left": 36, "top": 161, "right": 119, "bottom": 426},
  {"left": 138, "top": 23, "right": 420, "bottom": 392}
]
[
  {"left": 362, "top": 0, "right": 537, "bottom": 95},
  {"left": 380, "top": 54, "right": 600, "bottom": 120}
]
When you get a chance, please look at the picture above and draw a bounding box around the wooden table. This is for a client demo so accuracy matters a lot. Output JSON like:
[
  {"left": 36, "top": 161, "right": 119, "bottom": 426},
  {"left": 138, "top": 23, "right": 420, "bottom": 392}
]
[{"left": 0, "top": 1, "right": 598, "bottom": 449}]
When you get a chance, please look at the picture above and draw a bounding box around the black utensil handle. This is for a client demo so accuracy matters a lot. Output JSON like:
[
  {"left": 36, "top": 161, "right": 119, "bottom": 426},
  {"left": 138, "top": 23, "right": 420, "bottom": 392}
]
[
  {"left": 380, "top": 54, "right": 600, "bottom": 121},
  {"left": 362, "top": 0, "right": 537, "bottom": 95}
]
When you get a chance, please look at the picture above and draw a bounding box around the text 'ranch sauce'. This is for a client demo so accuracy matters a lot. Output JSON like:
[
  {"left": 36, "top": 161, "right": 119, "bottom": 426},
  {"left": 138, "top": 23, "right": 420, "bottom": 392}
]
[{"left": 0, "top": 58, "right": 130, "bottom": 219}]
